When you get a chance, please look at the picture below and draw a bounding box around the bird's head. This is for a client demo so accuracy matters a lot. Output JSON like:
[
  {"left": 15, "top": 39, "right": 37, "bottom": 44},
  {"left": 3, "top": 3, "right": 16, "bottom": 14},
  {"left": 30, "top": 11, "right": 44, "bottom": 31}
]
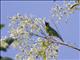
[{"left": 45, "top": 22, "right": 49, "bottom": 26}]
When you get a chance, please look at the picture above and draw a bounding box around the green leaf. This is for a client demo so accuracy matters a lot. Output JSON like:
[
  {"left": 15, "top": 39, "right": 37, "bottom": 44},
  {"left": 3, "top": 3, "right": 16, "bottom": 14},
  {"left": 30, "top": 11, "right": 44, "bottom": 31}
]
[
  {"left": 38, "top": 50, "right": 46, "bottom": 60},
  {"left": 0, "top": 56, "right": 13, "bottom": 60},
  {"left": 0, "top": 24, "right": 4, "bottom": 30},
  {"left": 5, "top": 37, "right": 15, "bottom": 46},
  {"left": 0, "top": 47, "right": 7, "bottom": 52},
  {"left": 0, "top": 37, "right": 15, "bottom": 52},
  {"left": 43, "top": 53, "right": 46, "bottom": 60}
]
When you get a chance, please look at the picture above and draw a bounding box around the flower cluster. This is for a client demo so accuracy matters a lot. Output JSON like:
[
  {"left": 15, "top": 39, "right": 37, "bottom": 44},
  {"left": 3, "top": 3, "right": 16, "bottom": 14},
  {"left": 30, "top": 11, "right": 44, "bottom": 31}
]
[
  {"left": 8, "top": 13, "right": 59, "bottom": 60},
  {"left": 51, "top": 1, "right": 80, "bottom": 23}
]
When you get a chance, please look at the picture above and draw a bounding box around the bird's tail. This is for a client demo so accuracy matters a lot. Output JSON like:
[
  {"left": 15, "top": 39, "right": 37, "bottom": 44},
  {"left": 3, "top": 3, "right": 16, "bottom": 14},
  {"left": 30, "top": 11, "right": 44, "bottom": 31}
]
[{"left": 58, "top": 36, "right": 64, "bottom": 42}]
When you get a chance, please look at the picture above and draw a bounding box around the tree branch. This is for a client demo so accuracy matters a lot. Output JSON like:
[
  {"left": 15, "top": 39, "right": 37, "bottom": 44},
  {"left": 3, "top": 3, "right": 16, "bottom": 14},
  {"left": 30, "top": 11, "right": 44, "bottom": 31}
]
[
  {"left": 29, "top": 32, "right": 80, "bottom": 51},
  {"left": 58, "top": 42, "right": 80, "bottom": 51}
]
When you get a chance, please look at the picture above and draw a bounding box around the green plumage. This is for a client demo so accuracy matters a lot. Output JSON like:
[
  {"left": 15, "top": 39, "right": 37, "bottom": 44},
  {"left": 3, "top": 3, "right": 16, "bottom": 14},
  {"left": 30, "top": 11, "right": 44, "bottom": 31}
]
[{"left": 45, "top": 22, "right": 64, "bottom": 42}]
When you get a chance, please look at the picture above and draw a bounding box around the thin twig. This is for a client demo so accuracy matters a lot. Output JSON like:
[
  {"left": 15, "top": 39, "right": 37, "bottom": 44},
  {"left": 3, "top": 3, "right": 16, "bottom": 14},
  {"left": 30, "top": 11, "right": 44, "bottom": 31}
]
[
  {"left": 70, "top": 3, "right": 80, "bottom": 9},
  {"left": 29, "top": 32, "right": 80, "bottom": 51},
  {"left": 58, "top": 42, "right": 80, "bottom": 51}
]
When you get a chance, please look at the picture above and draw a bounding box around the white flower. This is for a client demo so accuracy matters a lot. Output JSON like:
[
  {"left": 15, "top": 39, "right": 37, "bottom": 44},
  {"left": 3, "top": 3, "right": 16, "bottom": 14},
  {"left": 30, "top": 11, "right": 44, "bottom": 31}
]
[
  {"left": 11, "top": 40, "right": 19, "bottom": 48},
  {"left": 0, "top": 40, "right": 8, "bottom": 48},
  {"left": 15, "top": 54, "right": 22, "bottom": 60},
  {"left": 27, "top": 56, "right": 35, "bottom": 60}
]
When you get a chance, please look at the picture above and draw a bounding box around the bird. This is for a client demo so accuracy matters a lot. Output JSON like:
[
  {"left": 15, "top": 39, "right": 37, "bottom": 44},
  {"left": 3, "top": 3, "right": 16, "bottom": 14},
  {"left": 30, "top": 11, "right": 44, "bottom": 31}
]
[{"left": 45, "top": 22, "right": 64, "bottom": 42}]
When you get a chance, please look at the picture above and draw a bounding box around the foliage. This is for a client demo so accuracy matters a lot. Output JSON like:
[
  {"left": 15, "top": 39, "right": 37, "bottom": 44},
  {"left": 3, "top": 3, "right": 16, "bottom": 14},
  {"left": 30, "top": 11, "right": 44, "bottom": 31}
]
[
  {"left": 51, "top": 0, "right": 80, "bottom": 23},
  {"left": 0, "top": 56, "right": 13, "bottom": 60},
  {"left": 0, "top": 57, "right": 13, "bottom": 60},
  {"left": 0, "top": 24, "right": 14, "bottom": 60},
  {"left": 0, "top": 24, "right": 4, "bottom": 30},
  {"left": 0, "top": 37, "right": 15, "bottom": 51}
]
